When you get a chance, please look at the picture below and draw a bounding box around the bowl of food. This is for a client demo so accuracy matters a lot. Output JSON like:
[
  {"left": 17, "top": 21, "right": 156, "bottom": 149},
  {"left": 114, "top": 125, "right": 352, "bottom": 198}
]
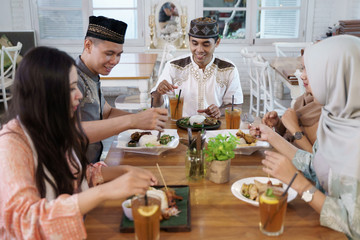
[
  {"left": 122, "top": 199, "right": 133, "bottom": 221},
  {"left": 176, "top": 115, "right": 221, "bottom": 131}
]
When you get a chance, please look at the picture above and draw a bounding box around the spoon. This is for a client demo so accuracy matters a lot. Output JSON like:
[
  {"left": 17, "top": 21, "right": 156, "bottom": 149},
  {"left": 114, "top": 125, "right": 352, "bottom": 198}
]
[{"left": 248, "top": 114, "right": 255, "bottom": 127}]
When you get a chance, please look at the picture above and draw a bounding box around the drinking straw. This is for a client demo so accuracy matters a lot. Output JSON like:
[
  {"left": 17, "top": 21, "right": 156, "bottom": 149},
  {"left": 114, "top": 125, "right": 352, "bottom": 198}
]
[
  {"left": 156, "top": 163, "right": 168, "bottom": 191},
  {"left": 230, "top": 95, "right": 234, "bottom": 128},
  {"left": 281, "top": 172, "right": 298, "bottom": 197},
  {"left": 231, "top": 95, "right": 234, "bottom": 111},
  {"left": 174, "top": 89, "right": 182, "bottom": 117},
  {"left": 145, "top": 193, "right": 148, "bottom": 206}
]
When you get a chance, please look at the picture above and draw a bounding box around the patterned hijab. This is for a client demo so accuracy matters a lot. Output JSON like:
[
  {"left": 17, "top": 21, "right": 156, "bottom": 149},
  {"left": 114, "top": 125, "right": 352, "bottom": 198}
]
[{"left": 304, "top": 35, "right": 360, "bottom": 181}]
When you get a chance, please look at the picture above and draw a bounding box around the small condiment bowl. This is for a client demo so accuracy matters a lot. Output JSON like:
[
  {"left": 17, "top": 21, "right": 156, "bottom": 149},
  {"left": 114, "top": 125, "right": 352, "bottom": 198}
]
[{"left": 122, "top": 199, "right": 133, "bottom": 221}]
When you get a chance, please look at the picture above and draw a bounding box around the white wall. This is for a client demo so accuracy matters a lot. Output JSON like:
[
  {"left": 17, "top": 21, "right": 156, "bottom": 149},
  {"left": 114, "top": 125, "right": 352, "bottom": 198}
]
[
  {"left": 0, "top": 0, "right": 12, "bottom": 30},
  {"left": 1, "top": 0, "right": 359, "bottom": 94},
  {"left": 311, "top": 0, "right": 360, "bottom": 40},
  {"left": 0, "top": 0, "right": 32, "bottom": 30}
]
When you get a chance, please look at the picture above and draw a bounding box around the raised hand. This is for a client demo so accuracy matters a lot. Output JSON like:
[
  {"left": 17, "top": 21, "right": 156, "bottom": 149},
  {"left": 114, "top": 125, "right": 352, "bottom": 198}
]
[
  {"left": 261, "top": 151, "right": 298, "bottom": 185},
  {"left": 197, "top": 104, "right": 221, "bottom": 119},
  {"left": 132, "top": 108, "right": 168, "bottom": 131},
  {"left": 249, "top": 124, "right": 274, "bottom": 141},
  {"left": 281, "top": 108, "right": 300, "bottom": 134},
  {"left": 262, "top": 111, "right": 279, "bottom": 128},
  {"left": 156, "top": 80, "right": 178, "bottom": 95},
  {"left": 101, "top": 167, "right": 158, "bottom": 200}
]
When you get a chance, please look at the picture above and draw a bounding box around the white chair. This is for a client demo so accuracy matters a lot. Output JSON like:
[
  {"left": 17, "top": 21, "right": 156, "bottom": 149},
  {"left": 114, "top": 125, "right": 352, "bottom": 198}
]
[
  {"left": 273, "top": 42, "right": 312, "bottom": 57},
  {"left": 240, "top": 48, "right": 263, "bottom": 117},
  {"left": 1, "top": 42, "right": 22, "bottom": 110},
  {"left": 294, "top": 69, "right": 306, "bottom": 96},
  {"left": 252, "top": 56, "right": 287, "bottom": 116}
]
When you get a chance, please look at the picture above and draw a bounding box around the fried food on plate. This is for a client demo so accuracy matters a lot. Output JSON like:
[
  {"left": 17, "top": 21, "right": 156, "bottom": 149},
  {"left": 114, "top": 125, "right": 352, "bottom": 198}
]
[
  {"left": 241, "top": 179, "right": 283, "bottom": 202},
  {"left": 236, "top": 129, "right": 257, "bottom": 144}
]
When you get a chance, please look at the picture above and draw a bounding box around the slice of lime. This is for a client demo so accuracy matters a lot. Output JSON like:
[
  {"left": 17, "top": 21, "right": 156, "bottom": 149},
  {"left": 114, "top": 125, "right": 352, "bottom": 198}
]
[{"left": 137, "top": 205, "right": 159, "bottom": 217}]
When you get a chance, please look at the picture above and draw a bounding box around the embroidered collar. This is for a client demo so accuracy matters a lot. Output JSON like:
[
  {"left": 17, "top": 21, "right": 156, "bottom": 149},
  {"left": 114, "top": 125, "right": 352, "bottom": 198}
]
[
  {"left": 190, "top": 54, "right": 215, "bottom": 70},
  {"left": 76, "top": 56, "right": 100, "bottom": 82}
]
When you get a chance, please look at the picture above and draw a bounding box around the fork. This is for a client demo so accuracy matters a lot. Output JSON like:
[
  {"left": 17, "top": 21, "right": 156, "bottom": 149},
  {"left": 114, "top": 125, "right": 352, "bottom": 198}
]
[{"left": 157, "top": 131, "right": 161, "bottom": 141}]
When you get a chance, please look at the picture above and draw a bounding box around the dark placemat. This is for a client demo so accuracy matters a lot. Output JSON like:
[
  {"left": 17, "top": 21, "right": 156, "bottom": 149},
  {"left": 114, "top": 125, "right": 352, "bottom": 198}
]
[
  {"left": 176, "top": 118, "right": 221, "bottom": 131},
  {"left": 120, "top": 185, "right": 191, "bottom": 232}
]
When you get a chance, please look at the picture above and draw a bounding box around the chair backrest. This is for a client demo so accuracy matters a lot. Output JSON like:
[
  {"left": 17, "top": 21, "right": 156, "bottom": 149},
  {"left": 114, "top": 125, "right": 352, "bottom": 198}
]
[
  {"left": 158, "top": 43, "right": 177, "bottom": 77},
  {"left": 1, "top": 42, "right": 22, "bottom": 110},
  {"left": 252, "top": 56, "right": 287, "bottom": 115},
  {"left": 240, "top": 47, "right": 257, "bottom": 80},
  {"left": 1, "top": 42, "right": 22, "bottom": 82},
  {"left": 294, "top": 68, "right": 306, "bottom": 95},
  {"left": 273, "top": 42, "right": 312, "bottom": 57}
]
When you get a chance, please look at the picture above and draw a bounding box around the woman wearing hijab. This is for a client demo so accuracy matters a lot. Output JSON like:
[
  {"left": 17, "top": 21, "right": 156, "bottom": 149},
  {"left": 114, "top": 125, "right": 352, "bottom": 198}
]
[
  {"left": 251, "top": 35, "right": 360, "bottom": 238},
  {"left": 0, "top": 47, "right": 158, "bottom": 239},
  {"left": 262, "top": 51, "right": 322, "bottom": 153}
]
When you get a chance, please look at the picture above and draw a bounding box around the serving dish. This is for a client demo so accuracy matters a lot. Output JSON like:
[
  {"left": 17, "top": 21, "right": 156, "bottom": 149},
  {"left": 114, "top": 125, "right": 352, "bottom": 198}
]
[
  {"left": 176, "top": 117, "right": 221, "bottom": 131},
  {"left": 231, "top": 177, "right": 297, "bottom": 207},
  {"left": 120, "top": 185, "right": 191, "bottom": 232},
  {"left": 205, "top": 129, "right": 271, "bottom": 155},
  {"left": 116, "top": 129, "right": 179, "bottom": 155}
]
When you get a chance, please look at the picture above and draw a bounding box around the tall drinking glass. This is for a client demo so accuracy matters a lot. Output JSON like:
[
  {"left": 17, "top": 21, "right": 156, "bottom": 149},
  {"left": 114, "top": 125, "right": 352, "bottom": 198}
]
[
  {"left": 225, "top": 107, "right": 242, "bottom": 129},
  {"left": 168, "top": 93, "right": 184, "bottom": 121},
  {"left": 132, "top": 195, "right": 161, "bottom": 240},
  {"left": 259, "top": 187, "right": 288, "bottom": 236}
]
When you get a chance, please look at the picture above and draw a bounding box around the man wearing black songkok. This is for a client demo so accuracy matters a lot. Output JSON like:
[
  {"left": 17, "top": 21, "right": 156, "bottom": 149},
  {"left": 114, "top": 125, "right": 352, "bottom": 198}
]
[{"left": 76, "top": 16, "right": 167, "bottom": 163}]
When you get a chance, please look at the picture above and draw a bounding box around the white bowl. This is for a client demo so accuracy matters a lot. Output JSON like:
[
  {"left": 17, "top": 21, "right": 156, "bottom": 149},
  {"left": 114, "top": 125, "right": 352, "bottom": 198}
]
[{"left": 122, "top": 199, "right": 133, "bottom": 221}]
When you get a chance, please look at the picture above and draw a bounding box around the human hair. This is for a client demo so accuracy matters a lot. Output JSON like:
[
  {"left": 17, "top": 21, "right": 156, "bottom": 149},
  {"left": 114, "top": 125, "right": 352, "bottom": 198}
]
[
  {"left": 188, "top": 35, "right": 219, "bottom": 44},
  {"left": 211, "top": 36, "right": 219, "bottom": 43},
  {"left": 85, "top": 36, "right": 102, "bottom": 46},
  {"left": 5, "top": 47, "right": 89, "bottom": 198}
]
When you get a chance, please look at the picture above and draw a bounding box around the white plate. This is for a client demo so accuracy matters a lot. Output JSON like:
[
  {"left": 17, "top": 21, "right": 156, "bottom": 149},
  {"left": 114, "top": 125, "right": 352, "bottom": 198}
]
[
  {"left": 205, "top": 129, "right": 271, "bottom": 155},
  {"left": 231, "top": 177, "right": 298, "bottom": 207},
  {"left": 116, "top": 129, "right": 179, "bottom": 155}
]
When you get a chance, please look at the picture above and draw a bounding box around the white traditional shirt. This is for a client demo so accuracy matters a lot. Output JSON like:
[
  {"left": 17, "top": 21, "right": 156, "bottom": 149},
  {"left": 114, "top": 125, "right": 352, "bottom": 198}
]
[{"left": 152, "top": 54, "right": 243, "bottom": 117}]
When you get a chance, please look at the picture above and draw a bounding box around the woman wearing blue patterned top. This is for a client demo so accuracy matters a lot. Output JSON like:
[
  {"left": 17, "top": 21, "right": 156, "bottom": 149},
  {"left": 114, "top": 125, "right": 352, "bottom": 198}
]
[{"left": 251, "top": 35, "right": 360, "bottom": 238}]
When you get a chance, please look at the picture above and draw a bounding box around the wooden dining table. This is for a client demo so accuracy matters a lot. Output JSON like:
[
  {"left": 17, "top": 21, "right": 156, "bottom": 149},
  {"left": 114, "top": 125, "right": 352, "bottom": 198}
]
[
  {"left": 119, "top": 53, "right": 158, "bottom": 64},
  {"left": 85, "top": 117, "right": 346, "bottom": 239},
  {"left": 270, "top": 56, "right": 304, "bottom": 107},
  {"left": 105, "top": 118, "right": 265, "bottom": 167}
]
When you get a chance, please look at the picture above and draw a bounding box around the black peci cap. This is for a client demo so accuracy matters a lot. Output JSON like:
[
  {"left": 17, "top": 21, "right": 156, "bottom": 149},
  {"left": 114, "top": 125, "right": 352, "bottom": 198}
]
[
  {"left": 188, "top": 17, "right": 219, "bottom": 39},
  {"left": 86, "top": 16, "right": 127, "bottom": 44}
]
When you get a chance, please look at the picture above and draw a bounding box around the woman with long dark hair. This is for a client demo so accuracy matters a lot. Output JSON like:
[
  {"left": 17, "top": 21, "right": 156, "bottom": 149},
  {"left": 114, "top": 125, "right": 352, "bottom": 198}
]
[{"left": 0, "top": 47, "right": 157, "bottom": 239}]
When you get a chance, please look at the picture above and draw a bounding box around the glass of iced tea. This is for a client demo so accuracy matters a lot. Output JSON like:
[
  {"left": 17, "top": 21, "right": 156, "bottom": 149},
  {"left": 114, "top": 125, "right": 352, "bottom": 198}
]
[
  {"left": 131, "top": 195, "right": 161, "bottom": 240},
  {"left": 168, "top": 93, "right": 184, "bottom": 121},
  {"left": 225, "top": 107, "right": 242, "bottom": 129},
  {"left": 259, "top": 187, "right": 288, "bottom": 236}
]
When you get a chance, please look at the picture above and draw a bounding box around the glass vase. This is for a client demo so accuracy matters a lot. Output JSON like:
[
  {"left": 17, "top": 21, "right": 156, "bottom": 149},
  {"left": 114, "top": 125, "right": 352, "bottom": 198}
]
[{"left": 185, "top": 149, "right": 205, "bottom": 181}]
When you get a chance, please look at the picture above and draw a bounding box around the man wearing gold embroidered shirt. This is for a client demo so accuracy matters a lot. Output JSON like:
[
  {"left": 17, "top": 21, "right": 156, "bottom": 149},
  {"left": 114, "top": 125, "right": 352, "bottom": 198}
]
[
  {"left": 77, "top": 16, "right": 167, "bottom": 163},
  {"left": 151, "top": 17, "right": 243, "bottom": 118}
]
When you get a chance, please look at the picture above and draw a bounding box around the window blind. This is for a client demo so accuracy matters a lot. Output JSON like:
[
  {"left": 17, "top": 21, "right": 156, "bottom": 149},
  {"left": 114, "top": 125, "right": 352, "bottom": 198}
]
[{"left": 37, "top": 0, "right": 83, "bottom": 40}]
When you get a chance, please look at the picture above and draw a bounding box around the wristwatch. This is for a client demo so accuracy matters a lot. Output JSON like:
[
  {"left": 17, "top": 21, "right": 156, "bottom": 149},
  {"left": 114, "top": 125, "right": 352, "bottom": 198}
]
[
  {"left": 301, "top": 186, "right": 317, "bottom": 202},
  {"left": 292, "top": 131, "right": 304, "bottom": 141}
]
